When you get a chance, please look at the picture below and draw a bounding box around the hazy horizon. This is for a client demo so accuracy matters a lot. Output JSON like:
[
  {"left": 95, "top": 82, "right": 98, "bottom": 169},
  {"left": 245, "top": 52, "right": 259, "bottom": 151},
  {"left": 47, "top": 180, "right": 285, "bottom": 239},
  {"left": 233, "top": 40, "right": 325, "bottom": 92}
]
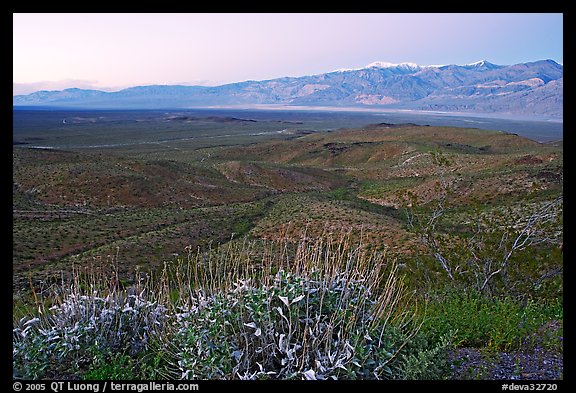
[{"left": 13, "top": 13, "right": 563, "bottom": 96}]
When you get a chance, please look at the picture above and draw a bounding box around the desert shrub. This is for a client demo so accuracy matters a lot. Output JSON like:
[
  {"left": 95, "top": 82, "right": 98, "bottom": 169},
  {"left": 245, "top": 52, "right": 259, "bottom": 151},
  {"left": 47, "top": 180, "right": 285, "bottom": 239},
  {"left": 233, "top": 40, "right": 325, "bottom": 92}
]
[
  {"left": 396, "top": 330, "right": 454, "bottom": 380},
  {"left": 13, "top": 268, "right": 171, "bottom": 379},
  {"left": 13, "top": 235, "right": 452, "bottom": 380},
  {"left": 172, "top": 271, "right": 412, "bottom": 379},
  {"left": 169, "top": 236, "right": 447, "bottom": 380}
]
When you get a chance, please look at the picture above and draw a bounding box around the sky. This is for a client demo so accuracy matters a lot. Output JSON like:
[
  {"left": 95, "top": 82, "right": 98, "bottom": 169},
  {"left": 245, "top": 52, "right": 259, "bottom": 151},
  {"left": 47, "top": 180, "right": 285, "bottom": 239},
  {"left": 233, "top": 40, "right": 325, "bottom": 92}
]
[{"left": 13, "top": 13, "right": 563, "bottom": 95}]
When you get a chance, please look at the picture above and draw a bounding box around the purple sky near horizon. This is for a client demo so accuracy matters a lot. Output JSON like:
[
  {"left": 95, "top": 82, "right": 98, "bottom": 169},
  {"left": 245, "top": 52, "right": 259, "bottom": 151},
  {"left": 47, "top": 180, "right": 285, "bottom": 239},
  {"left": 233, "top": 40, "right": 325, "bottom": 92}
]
[{"left": 13, "top": 13, "right": 563, "bottom": 95}]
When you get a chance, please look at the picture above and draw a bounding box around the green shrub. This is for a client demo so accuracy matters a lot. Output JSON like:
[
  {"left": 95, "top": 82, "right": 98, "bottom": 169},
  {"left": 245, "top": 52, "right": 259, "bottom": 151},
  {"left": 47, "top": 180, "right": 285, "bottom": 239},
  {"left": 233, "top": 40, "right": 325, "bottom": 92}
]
[
  {"left": 83, "top": 352, "right": 137, "bottom": 380},
  {"left": 397, "top": 330, "right": 454, "bottom": 380},
  {"left": 421, "top": 291, "right": 563, "bottom": 351}
]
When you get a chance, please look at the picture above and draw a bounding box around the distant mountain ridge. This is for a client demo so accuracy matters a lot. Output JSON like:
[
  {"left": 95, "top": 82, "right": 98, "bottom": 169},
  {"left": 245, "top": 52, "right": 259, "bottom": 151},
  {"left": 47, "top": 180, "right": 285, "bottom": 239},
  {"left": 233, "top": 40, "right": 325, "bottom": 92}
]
[{"left": 13, "top": 59, "right": 563, "bottom": 119}]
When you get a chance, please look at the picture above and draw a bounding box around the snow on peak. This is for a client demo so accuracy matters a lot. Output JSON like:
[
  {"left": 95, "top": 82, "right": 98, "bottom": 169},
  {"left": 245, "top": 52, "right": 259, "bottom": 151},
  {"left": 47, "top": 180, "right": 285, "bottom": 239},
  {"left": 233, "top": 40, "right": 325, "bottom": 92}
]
[
  {"left": 463, "top": 60, "right": 501, "bottom": 69},
  {"left": 331, "top": 60, "right": 502, "bottom": 74},
  {"left": 364, "top": 61, "right": 420, "bottom": 70},
  {"left": 332, "top": 61, "right": 422, "bottom": 73},
  {"left": 466, "top": 60, "right": 489, "bottom": 66}
]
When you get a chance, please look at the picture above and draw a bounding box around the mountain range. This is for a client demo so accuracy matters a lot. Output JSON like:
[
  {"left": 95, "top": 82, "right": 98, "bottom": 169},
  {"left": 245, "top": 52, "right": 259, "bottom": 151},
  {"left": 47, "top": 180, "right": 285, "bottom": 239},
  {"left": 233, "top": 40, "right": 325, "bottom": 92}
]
[{"left": 13, "top": 59, "right": 563, "bottom": 119}]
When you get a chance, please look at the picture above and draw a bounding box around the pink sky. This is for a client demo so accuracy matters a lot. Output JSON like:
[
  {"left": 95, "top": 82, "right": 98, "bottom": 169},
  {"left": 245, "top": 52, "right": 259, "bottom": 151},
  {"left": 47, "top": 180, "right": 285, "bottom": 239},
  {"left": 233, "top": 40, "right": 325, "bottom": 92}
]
[{"left": 13, "top": 13, "right": 563, "bottom": 95}]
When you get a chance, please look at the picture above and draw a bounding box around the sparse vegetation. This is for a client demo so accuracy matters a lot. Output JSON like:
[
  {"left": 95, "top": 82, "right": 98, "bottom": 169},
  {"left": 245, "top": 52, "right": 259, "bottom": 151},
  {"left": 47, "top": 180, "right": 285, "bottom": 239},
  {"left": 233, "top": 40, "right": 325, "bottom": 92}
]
[{"left": 13, "top": 110, "right": 562, "bottom": 380}]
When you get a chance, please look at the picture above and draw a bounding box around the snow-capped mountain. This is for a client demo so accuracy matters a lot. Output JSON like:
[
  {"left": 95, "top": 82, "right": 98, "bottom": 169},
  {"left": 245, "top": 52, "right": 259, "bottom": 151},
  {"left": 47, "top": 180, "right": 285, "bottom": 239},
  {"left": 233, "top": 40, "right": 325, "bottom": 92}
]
[
  {"left": 365, "top": 61, "right": 420, "bottom": 69},
  {"left": 13, "top": 59, "right": 563, "bottom": 119},
  {"left": 333, "top": 61, "right": 422, "bottom": 73},
  {"left": 461, "top": 60, "right": 503, "bottom": 71}
]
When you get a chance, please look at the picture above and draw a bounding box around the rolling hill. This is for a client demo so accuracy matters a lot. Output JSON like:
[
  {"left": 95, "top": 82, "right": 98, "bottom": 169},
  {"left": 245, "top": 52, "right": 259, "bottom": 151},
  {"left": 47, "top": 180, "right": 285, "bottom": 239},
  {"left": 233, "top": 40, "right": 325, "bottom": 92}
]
[{"left": 13, "top": 114, "right": 562, "bottom": 288}]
